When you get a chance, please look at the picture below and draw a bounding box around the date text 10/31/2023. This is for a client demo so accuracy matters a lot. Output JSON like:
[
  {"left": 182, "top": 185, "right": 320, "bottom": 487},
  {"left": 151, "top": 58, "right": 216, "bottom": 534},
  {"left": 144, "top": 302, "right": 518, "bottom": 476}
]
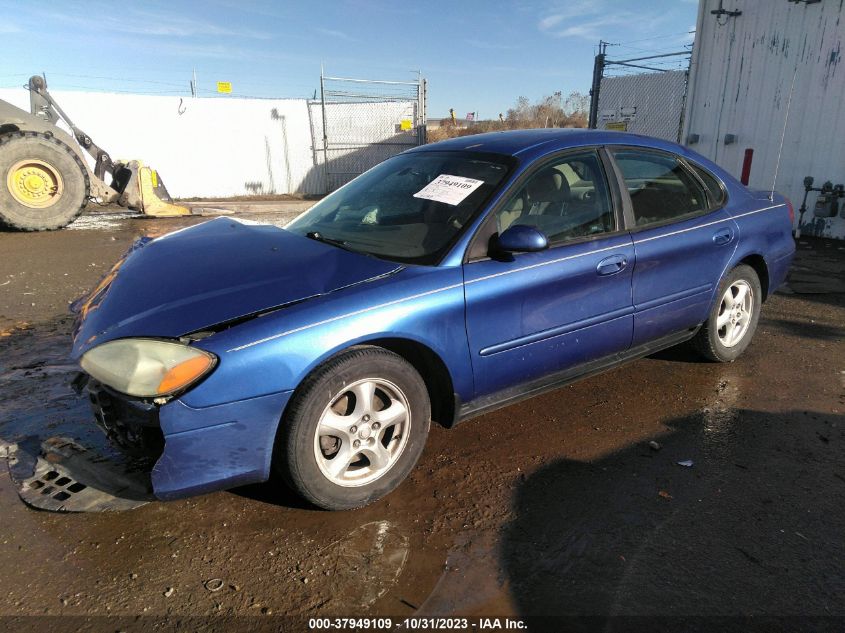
[{"left": 307, "top": 617, "right": 527, "bottom": 630}]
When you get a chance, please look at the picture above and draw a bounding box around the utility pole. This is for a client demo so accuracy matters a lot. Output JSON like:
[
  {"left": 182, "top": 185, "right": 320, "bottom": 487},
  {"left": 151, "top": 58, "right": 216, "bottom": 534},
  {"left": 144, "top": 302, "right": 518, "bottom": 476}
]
[{"left": 588, "top": 40, "right": 607, "bottom": 129}]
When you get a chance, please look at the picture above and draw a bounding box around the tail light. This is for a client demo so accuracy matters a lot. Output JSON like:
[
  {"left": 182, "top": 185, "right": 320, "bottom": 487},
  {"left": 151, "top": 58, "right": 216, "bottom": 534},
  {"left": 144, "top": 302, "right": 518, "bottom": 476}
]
[{"left": 785, "top": 196, "right": 795, "bottom": 225}]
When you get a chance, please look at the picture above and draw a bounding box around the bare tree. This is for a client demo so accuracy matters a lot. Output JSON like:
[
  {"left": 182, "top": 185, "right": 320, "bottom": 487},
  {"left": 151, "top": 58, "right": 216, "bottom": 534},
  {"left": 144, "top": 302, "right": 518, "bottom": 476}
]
[
  {"left": 563, "top": 91, "right": 590, "bottom": 116},
  {"left": 429, "top": 92, "right": 588, "bottom": 142}
]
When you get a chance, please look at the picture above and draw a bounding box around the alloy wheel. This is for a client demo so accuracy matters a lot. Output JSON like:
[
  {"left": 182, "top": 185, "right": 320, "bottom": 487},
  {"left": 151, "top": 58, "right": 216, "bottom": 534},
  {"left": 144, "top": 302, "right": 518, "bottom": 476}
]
[
  {"left": 717, "top": 280, "right": 754, "bottom": 348},
  {"left": 313, "top": 378, "right": 411, "bottom": 487}
]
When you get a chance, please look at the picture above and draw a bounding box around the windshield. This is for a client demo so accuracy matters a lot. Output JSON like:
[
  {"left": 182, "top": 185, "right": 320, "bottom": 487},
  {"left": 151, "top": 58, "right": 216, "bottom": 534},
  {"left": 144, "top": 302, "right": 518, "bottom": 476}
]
[{"left": 286, "top": 151, "right": 513, "bottom": 264}]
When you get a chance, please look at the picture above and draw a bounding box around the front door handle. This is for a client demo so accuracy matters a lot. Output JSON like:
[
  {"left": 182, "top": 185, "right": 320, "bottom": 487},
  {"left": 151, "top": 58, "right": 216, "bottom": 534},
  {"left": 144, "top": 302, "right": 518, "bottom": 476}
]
[
  {"left": 597, "top": 254, "right": 628, "bottom": 276},
  {"left": 712, "top": 227, "right": 734, "bottom": 246}
]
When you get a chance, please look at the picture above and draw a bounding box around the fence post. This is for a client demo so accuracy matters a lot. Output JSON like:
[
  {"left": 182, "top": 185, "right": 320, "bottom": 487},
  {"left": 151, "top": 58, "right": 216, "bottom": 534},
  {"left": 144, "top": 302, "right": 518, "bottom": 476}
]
[
  {"left": 319, "top": 66, "right": 330, "bottom": 194},
  {"left": 419, "top": 78, "right": 428, "bottom": 145}
]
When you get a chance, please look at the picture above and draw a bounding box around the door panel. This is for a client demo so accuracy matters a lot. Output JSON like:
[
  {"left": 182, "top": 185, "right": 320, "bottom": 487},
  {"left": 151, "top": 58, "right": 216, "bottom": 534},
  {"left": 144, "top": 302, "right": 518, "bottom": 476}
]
[
  {"left": 464, "top": 233, "right": 635, "bottom": 397},
  {"left": 607, "top": 147, "right": 740, "bottom": 346},
  {"left": 630, "top": 210, "right": 739, "bottom": 345}
]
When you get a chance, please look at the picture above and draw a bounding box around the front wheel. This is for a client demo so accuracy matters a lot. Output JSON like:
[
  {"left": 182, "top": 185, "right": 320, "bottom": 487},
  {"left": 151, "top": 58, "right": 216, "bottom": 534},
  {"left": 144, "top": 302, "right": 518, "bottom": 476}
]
[
  {"left": 275, "top": 347, "right": 431, "bottom": 510},
  {"left": 692, "top": 264, "right": 762, "bottom": 362},
  {"left": 0, "top": 132, "right": 89, "bottom": 230}
]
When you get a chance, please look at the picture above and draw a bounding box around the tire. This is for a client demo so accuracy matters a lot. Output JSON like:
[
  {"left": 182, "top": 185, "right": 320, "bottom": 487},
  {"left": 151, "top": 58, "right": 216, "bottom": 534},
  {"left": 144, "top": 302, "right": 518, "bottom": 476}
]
[
  {"left": 275, "top": 346, "right": 431, "bottom": 510},
  {"left": 0, "top": 132, "right": 89, "bottom": 231},
  {"left": 692, "top": 264, "right": 762, "bottom": 362}
]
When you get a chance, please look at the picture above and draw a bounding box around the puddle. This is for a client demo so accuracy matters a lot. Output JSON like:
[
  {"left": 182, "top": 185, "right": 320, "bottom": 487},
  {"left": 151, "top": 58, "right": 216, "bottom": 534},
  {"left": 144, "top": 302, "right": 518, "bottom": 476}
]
[
  {"left": 324, "top": 520, "right": 410, "bottom": 608},
  {"left": 415, "top": 532, "right": 510, "bottom": 616},
  {"left": 695, "top": 372, "right": 745, "bottom": 464},
  {"left": 0, "top": 317, "right": 148, "bottom": 511},
  {"left": 281, "top": 520, "right": 411, "bottom": 611},
  {"left": 66, "top": 211, "right": 145, "bottom": 231},
  {"left": 0, "top": 317, "right": 112, "bottom": 451}
]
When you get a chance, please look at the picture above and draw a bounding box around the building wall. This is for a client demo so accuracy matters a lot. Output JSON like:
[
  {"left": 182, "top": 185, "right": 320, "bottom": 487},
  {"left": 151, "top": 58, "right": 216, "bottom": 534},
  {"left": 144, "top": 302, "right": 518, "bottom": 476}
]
[
  {"left": 683, "top": 0, "right": 844, "bottom": 238},
  {"left": 0, "top": 89, "right": 417, "bottom": 198}
]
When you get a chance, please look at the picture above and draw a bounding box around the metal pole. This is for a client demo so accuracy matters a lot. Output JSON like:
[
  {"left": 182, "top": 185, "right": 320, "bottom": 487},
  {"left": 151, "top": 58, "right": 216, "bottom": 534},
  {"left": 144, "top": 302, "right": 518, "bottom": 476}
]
[
  {"left": 612, "top": 51, "right": 691, "bottom": 64},
  {"left": 322, "top": 75, "right": 421, "bottom": 86},
  {"left": 320, "top": 64, "right": 330, "bottom": 193},
  {"left": 421, "top": 78, "right": 428, "bottom": 144},
  {"left": 588, "top": 42, "right": 606, "bottom": 129},
  {"left": 606, "top": 61, "right": 669, "bottom": 73}
]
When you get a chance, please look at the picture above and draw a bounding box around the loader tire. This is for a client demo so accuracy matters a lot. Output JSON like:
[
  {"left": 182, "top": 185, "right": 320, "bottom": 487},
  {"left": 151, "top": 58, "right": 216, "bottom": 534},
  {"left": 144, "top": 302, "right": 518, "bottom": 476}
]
[{"left": 0, "top": 132, "right": 89, "bottom": 231}]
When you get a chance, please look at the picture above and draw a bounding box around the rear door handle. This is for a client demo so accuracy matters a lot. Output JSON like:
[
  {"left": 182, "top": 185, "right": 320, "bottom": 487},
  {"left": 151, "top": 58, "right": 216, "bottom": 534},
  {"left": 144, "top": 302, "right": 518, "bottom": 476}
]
[
  {"left": 712, "top": 227, "right": 734, "bottom": 246},
  {"left": 597, "top": 254, "right": 628, "bottom": 276}
]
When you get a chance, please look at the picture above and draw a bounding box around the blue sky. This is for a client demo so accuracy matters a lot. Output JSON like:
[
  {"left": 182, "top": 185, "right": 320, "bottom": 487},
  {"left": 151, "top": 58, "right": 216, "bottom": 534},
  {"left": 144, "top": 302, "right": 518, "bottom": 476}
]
[{"left": 0, "top": 0, "right": 698, "bottom": 118}]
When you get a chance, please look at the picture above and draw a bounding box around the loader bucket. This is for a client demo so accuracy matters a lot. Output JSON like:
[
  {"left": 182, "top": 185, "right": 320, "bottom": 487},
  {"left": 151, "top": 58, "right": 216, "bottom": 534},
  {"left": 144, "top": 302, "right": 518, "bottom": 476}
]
[
  {"left": 114, "top": 160, "right": 190, "bottom": 217},
  {"left": 137, "top": 165, "right": 190, "bottom": 217}
]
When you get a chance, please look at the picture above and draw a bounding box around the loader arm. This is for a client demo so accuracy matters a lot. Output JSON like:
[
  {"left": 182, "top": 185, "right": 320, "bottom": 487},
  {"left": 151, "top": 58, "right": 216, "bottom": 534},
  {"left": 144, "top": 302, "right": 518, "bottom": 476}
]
[
  {"left": 0, "top": 75, "right": 190, "bottom": 230},
  {"left": 27, "top": 75, "right": 117, "bottom": 184}
]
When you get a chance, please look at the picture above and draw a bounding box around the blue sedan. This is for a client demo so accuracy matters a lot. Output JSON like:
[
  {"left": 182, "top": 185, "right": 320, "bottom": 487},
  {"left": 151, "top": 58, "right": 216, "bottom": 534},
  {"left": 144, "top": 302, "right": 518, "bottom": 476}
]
[{"left": 71, "top": 130, "right": 795, "bottom": 510}]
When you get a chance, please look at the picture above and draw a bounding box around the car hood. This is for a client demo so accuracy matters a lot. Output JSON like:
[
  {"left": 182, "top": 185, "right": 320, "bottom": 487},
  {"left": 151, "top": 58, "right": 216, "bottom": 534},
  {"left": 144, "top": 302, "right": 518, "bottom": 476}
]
[{"left": 70, "top": 218, "right": 401, "bottom": 359}]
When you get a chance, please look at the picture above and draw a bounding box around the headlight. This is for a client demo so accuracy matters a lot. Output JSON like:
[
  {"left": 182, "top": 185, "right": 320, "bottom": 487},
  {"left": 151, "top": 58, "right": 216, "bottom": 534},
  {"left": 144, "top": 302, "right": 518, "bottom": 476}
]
[{"left": 81, "top": 339, "right": 217, "bottom": 398}]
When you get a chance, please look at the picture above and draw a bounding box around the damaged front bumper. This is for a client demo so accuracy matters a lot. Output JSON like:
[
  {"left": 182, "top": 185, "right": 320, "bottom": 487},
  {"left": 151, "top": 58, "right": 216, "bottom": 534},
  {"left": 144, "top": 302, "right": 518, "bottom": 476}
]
[
  {"left": 88, "top": 380, "right": 165, "bottom": 462},
  {"left": 84, "top": 377, "right": 293, "bottom": 500}
]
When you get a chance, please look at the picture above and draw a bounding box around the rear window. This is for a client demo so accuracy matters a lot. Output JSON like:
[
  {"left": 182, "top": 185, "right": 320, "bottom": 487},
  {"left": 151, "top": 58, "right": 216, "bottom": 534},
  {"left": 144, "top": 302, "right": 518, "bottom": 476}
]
[
  {"left": 688, "top": 162, "right": 726, "bottom": 208},
  {"left": 612, "top": 149, "right": 708, "bottom": 227}
]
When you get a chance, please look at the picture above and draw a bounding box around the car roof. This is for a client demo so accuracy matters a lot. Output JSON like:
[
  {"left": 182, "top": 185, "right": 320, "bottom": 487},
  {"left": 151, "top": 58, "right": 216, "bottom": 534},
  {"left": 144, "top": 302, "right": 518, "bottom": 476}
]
[{"left": 408, "top": 128, "right": 688, "bottom": 160}]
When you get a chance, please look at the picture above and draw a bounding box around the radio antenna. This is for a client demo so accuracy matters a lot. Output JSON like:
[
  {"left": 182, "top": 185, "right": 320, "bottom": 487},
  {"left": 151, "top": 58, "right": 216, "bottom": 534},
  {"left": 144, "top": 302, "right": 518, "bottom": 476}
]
[{"left": 770, "top": 65, "right": 798, "bottom": 201}]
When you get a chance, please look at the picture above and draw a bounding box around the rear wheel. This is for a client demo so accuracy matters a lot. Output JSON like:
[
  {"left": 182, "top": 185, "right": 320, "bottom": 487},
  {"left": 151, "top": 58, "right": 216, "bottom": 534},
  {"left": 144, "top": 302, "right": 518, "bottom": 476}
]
[
  {"left": 692, "top": 264, "right": 762, "bottom": 362},
  {"left": 0, "top": 132, "right": 89, "bottom": 230},
  {"left": 275, "top": 347, "right": 431, "bottom": 510}
]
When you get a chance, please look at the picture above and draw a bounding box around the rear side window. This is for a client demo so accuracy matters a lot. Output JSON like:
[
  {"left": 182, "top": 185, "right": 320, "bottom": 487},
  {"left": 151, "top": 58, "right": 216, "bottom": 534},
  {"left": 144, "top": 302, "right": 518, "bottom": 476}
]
[
  {"left": 612, "top": 149, "right": 709, "bottom": 227},
  {"left": 688, "top": 162, "right": 726, "bottom": 208}
]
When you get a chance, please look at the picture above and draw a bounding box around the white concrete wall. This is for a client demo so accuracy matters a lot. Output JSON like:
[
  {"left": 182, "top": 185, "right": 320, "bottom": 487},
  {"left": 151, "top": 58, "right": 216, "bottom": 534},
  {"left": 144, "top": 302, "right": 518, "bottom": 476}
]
[
  {"left": 0, "top": 89, "right": 397, "bottom": 198},
  {"left": 684, "top": 0, "right": 845, "bottom": 239},
  {"left": 0, "top": 89, "right": 323, "bottom": 197}
]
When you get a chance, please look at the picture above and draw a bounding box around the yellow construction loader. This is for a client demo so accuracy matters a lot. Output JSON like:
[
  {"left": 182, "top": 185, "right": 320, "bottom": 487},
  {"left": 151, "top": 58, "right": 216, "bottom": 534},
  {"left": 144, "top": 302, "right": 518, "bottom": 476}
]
[{"left": 0, "top": 75, "right": 190, "bottom": 230}]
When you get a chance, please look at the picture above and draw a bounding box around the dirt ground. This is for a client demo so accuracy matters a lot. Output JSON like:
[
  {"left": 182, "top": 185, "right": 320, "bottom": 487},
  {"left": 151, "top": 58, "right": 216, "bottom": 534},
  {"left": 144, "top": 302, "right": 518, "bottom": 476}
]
[{"left": 0, "top": 205, "right": 843, "bottom": 632}]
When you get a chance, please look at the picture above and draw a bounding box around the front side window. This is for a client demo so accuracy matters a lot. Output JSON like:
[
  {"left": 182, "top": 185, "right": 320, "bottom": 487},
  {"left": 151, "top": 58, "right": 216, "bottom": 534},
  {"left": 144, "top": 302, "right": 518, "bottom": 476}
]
[
  {"left": 286, "top": 151, "right": 512, "bottom": 265},
  {"left": 612, "top": 149, "right": 708, "bottom": 227},
  {"left": 495, "top": 150, "right": 615, "bottom": 244}
]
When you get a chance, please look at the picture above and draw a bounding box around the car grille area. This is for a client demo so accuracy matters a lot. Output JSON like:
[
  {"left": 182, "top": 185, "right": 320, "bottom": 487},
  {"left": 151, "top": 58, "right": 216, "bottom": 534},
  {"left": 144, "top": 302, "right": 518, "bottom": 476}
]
[{"left": 87, "top": 381, "right": 165, "bottom": 463}]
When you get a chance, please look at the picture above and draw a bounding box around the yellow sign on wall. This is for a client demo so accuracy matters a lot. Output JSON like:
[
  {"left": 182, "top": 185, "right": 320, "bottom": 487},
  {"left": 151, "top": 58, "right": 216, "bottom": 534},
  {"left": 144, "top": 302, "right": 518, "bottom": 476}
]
[
  {"left": 400, "top": 119, "right": 413, "bottom": 131},
  {"left": 605, "top": 121, "right": 627, "bottom": 131},
  {"left": 216, "top": 82, "right": 232, "bottom": 94}
]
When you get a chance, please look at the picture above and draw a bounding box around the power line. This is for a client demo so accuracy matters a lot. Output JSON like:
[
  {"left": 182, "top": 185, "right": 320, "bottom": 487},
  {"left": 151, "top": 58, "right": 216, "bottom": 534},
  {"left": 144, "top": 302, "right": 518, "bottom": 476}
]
[
  {"left": 44, "top": 72, "right": 188, "bottom": 89},
  {"left": 612, "top": 30, "right": 696, "bottom": 46},
  {"left": 613, "top": 41, "right": 695, "bottom": 56}
]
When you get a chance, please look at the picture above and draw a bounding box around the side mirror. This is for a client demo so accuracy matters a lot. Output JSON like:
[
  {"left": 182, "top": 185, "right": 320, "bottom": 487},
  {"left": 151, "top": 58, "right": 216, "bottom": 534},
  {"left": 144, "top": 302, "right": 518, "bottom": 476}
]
[{"left": 496, "top": 224, "right": 548, "bottom": 253}]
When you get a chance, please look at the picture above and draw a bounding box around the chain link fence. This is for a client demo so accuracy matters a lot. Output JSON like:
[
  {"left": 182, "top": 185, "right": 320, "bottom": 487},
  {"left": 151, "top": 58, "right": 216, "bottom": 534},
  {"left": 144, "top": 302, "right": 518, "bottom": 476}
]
[
  {"left": 589, "top": 48, "right": 690, "bottom": 142},
  {"left": 311, "top": 74, "right": 426, "bottom": 193}
]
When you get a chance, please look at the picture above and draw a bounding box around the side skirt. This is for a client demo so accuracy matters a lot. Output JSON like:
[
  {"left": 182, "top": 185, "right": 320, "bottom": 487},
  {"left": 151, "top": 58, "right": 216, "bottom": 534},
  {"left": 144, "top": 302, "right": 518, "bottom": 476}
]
[{"left": 456, "top": 326, "right": 701, "bottom": 424}]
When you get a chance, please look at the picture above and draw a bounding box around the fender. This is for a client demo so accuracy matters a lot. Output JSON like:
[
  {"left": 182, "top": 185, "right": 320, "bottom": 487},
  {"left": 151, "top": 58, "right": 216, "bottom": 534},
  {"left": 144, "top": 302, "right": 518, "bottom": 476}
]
[{"left": 184, "top": 266, "right": 474, "bottom": 409}]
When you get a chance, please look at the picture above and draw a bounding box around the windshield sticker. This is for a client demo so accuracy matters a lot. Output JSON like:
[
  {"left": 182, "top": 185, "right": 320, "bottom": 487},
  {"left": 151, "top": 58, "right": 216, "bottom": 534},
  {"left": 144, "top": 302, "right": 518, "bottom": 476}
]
[{"left": 413, "top": 174, "right": 485, "bottom": 206}]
